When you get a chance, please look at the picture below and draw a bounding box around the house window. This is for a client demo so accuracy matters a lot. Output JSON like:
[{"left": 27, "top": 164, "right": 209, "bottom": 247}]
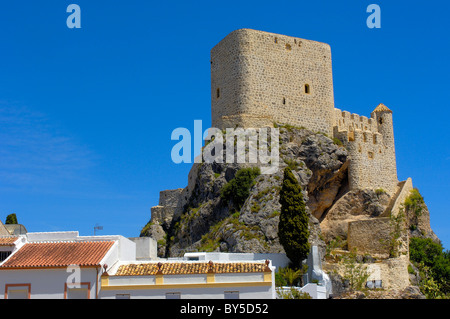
[
  {"left": 186, "top": 256, "right": 199, "bottom": 261},
  {"left": 64, "top": 282, "right": 90, "bottom": 299},
  {"left": 304, "top": 84, "right": 310, "bottom": 94},
  {"left": 224, "top": 291, "right": 240, "bottom": 299},
  {"left": 0, "top": 251, "right": 12, "bottom": 262},
  {"left": 5, "top": 284, "right": 31, "bottom": 299},
  {"left": 216, "top": 88, "right": 220, "bottom": 99},
  {"left": 166, "top": 292, "right": 181, "bottom": 299}
]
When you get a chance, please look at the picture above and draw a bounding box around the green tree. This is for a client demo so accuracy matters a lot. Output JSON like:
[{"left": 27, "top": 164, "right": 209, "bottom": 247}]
[
  {"left": 410, "top": 237, "right": 444, "bottom": 267},
  {"left": 5, "top": 213, "right": 18, "bottom": 225},
  {"left": 220, "top": 167, "right": 260, "bottom": 209},
  {"left": 278, "top": 167, "right": 310, "bottom": 268},
  {"left": 410, "top": 237, "right": 450, "bottom": 296},
  {"left": 404, "top": 188, "right": 425, "bottom": 217}
]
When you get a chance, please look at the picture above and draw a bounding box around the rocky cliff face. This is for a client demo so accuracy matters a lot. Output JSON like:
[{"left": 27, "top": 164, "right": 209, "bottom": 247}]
[{"left": 141, "top": 125, "right": 350, "bottom": 258}]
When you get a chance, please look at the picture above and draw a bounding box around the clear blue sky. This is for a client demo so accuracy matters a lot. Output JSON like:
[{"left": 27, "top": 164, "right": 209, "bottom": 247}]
[{"left": 0, "top": 1, "right": 449, "bottom": 249}]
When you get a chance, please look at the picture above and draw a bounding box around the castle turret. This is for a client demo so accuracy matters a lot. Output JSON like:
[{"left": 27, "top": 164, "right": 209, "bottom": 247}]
[
  {"left": 371, "top": 103, "right": 395, "bottom": 152},
  {"left": 332, "top": 103, "right": 398, "bottom": 195},
  {"left": 371, "top": 103, "right": 398, "bottom": 192}
]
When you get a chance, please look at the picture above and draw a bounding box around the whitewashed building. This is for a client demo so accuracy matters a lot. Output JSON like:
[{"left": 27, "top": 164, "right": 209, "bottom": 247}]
[
  {"left": 100, "top": 259, "right": 275, "bottom": 299},
  {"left": 0, "top": 231, "right": 275, "bottom": 299},
  {"left": 0, "top": 231, "right": 134, "bottom": 299}
]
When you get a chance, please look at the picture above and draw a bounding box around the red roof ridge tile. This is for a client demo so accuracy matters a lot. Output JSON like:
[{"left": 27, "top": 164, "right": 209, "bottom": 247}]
[
  {"left": 0, "top": 236, "right": 20, "bottom": 246},
  {"left": 114, "top": 261, "right": 269, "bottom": 276}
]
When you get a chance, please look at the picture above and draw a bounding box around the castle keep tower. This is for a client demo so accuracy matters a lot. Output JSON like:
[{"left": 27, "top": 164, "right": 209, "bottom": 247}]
[{"left": 211, "top": 29, "right": 335, "bottom": 136}]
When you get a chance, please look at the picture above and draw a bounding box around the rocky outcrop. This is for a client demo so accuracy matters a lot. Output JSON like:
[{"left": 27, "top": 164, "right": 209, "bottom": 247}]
[
  {"left": 141, "top": 125, "right": 348, "bottom": 258},
  {"left": 405, "top": 196, "right": 439, "bottom": 243},
  {"left": 320, "top": 188, "right": 391, "bottom": 244}
]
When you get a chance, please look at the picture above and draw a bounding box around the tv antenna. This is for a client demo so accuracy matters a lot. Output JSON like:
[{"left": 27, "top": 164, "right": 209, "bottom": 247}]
[{"left": 94, "top": 224, "right": 103, "bottom": 236}]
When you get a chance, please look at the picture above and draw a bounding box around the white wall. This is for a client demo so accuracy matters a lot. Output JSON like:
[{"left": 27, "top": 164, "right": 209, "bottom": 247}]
[
  {"left": 128, "top": 237, "right": 157, "bottom": 260},
  {"left": 0, "top": 268, "right": 99, "bottom": 299},
  {"left": 0, "top": 233, "right": 137, "bottom": 299},
  {"left": 182, "top": 253, "right": 290, "bottom": 271},
  {"left": 101, "top": 267, "right": 275, "bottom": 299},
  {"left": 100, "top": 285, "right": 273, "bottom": 299},
  {"left": 215, "top": 273, "right": 265, "bottom": 283},
  {"left": 26, "top": 231, "right": 78, "bottom": 242}
]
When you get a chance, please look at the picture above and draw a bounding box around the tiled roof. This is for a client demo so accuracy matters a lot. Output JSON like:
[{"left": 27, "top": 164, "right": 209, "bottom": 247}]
[
  {"left": 115, "top": 262, "right": 270, "bottom": 276},
  {"left": 372, "top": 103, "right": 392, "bottom": 113},
  {"left": 0, "top": 237, "right": 18, "bottom": 246},
  {"left": 0, "top": 241, "right": 114, "bottom": 268}
]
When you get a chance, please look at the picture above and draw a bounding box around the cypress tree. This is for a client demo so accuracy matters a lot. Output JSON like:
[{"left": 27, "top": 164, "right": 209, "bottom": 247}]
[
  {"left": 5, "top": 213, "right": 18, "bottom": 225},
  {"left": 278, "top": 167, "right": 310, "bottom": 268}
]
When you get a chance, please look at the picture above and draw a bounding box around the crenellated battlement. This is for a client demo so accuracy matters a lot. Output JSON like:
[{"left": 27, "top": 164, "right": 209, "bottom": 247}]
[
  {"left": 335, "top": 127, "right": 383, "bottom": 147},
  {"left": 333, "top": 108, "right": 378, "bottom": 134}
]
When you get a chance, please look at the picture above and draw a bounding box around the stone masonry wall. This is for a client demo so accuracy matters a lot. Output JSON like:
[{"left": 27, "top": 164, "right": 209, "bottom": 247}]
[
  {"left": 347, "top": 217, "right": 392, "bottom": 257},
  {"left": 366, "top": 256, "right": 410, "bottom": 290},
  {"left": 150, "top": 189, "right": 184, "bottom": 226},
  {"left": 333, "top": 107, "right": 398, "bottom": 195},
  {"left": 338, "top": 129, "right": 397, "bottom": 195},
  {"left": 211, "top": 29, "right": 335, "bottom": 136},
  {"left": 390, "top": 178, "right": 413, "bottom": 217}
]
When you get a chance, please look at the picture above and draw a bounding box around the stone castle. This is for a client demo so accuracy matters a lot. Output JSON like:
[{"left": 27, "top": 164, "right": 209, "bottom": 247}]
[
  {"left": 211, "top": 28, "right": 398, "bottom": 195},
  {"left": 145, "top": 29, "right": 438, "bottom": 293}
]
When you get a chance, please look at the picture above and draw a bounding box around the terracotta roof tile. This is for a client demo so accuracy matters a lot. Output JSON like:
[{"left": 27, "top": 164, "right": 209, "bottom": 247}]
[
  {"left": 372, "top": 103, "right": 392, "bottom": 113},
  {"left": 0, "top": 241, "right": 114, "bottom": 268},
  {"left": 0, "top": 237, "right": 19, "bottom": 246},
  {"left": 115, "top": 262, "right": 269, "bottom": 276}
]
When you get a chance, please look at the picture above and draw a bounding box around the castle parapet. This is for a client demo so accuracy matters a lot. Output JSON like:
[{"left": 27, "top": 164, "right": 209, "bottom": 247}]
[
  {"left": 150, "top": 189, "right": 185, "bottom": 227},
  {"left": 334, "top": 108, "right": 377, "bottom": 134}
]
